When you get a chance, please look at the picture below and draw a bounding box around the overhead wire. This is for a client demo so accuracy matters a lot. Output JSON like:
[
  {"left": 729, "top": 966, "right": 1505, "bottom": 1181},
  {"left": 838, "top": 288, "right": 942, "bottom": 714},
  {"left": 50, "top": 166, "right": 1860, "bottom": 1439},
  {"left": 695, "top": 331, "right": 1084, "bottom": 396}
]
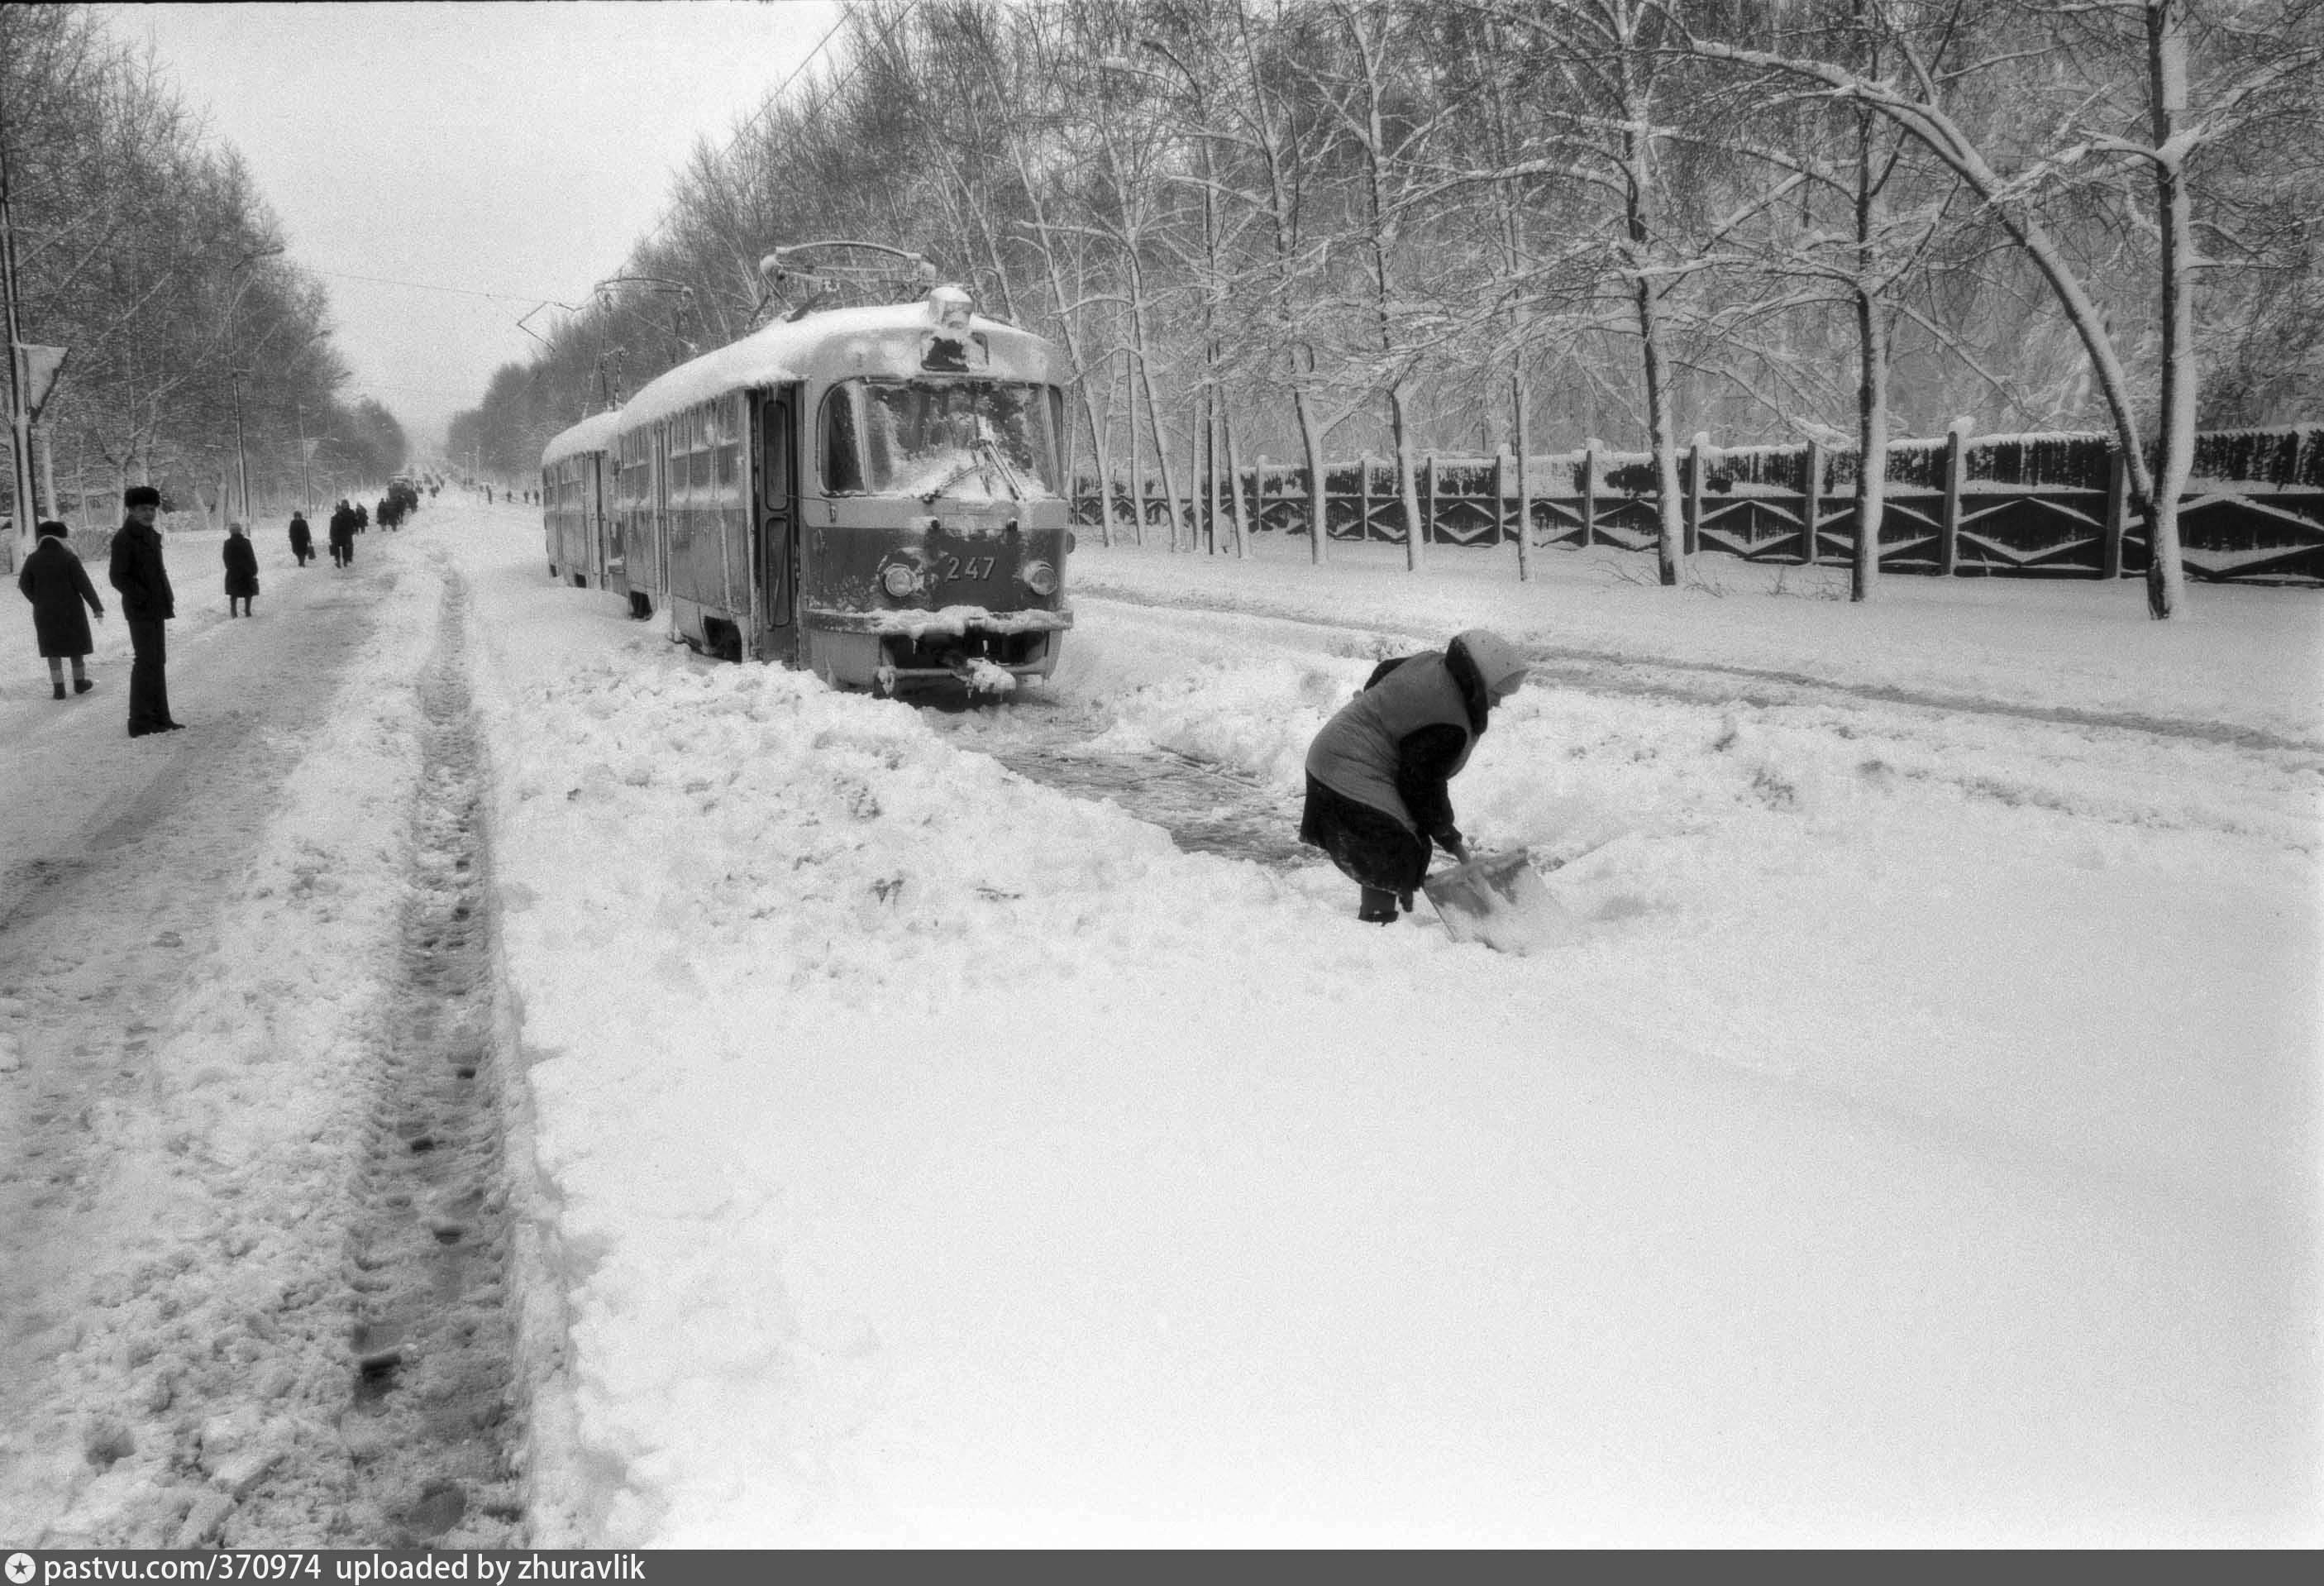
[
  {"left": 594, "top": 3, "right": 872, "bottom": 402},
  {"left": 288, "top": 12, "right": 858, "bottom": 408},
  {"left": 632, "top": 4, "right": 857, "bottom": 253},
  {"left": 326, "top": 5, "right": 892, "bottom": 425},
  {"left": 300, "top": 266, "right": 565, "bottom": 305}
]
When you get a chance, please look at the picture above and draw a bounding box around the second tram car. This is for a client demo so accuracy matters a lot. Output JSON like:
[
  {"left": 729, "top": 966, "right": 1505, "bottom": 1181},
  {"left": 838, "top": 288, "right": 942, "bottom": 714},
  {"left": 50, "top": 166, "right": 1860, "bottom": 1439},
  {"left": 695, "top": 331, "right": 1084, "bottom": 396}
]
[
  {"left": 551, "top": 279, "right": 1074, "bottom": 693},
  {"left": 540, "top": 409, "right": 621, "bottom": 595}
]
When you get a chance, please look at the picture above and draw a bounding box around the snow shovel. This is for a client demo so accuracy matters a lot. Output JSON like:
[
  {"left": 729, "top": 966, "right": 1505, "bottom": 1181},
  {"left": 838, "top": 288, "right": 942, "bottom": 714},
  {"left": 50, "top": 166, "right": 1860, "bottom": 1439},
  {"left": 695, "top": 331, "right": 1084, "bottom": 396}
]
[{"left": 1421, "top": 849, "right": 1580, "bottom": 955}]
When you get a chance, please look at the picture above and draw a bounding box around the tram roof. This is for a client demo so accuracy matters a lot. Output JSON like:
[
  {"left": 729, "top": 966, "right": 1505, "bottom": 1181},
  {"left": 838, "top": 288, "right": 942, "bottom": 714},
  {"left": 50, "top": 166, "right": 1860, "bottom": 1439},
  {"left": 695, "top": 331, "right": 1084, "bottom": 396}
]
[
  {"left": 614, "top": 301, "right": 1062, "bottom": 437},
  {"left": 540, "top": 408, "right": 622, "bottom": 468}
]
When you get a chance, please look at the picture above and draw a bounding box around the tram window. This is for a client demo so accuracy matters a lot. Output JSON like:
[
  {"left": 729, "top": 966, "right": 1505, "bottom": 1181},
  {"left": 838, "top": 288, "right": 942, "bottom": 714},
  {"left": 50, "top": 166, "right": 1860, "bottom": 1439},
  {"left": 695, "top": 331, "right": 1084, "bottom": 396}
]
[
  {"left": 821, "top": 386, "right": 865, "bottom": 494},
  {"left": 827, "top": 379, "right": 1063, "bottom": 498}
]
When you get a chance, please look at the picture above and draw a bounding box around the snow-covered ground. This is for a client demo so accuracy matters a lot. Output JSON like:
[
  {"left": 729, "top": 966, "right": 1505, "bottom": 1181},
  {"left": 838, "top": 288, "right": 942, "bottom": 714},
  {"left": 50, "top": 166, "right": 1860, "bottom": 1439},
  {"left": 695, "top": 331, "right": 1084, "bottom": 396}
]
[{"left": 3, "top": 500, "right": 2317, "bottom": 1547}]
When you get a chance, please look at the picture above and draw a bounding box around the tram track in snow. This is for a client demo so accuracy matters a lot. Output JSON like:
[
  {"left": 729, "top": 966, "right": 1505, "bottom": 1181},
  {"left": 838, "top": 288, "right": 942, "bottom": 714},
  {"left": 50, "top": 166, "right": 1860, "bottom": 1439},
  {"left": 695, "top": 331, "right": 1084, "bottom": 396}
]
[
  {"left": 1071, "top": 582, "right": 2324, "bottom": 758},
  {"left": 1044, "top": 590, "right": 2322, "bottom": 856},
  {"left": 922, "top": 699, "right": 1316, "bottom": 873}
]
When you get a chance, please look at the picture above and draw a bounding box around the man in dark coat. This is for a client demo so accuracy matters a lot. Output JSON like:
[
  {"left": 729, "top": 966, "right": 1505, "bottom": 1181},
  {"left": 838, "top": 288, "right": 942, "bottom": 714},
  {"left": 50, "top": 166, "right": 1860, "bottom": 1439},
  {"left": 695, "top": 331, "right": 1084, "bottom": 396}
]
[
  {"left": 289, "top": 510, "right": 313, "bottom": 566},
  {"left": 107, "top": 485, "right": 183, "bottom": 736},
  {"left": 1300, "top": 628, "right": 1529, "bottom": 924},
  {"left": 222, "top": 522, "right": 260, "bottom": 617},
  {"left": 18, "top": 520, "right": 104, "bottom": 699},
  {"left": 329, "top": 499, "right": 354, "bottom": 567}
]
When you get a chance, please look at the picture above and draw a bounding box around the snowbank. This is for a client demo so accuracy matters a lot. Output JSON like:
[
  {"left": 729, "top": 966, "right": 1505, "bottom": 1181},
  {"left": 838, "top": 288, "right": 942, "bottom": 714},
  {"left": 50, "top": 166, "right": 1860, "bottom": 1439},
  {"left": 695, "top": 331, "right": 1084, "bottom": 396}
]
[{"left": 432, "top": 507, "right": 2317, "bottom": 1545}]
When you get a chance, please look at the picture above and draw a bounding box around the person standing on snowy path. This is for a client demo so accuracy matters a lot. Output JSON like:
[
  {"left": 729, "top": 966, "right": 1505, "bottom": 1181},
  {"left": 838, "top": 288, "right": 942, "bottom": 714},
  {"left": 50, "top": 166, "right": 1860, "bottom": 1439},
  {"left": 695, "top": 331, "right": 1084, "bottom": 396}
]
[
  {"left": 18, "top": 520, "right": 104, "bottom": 700},
  {"left": 328, "top": 500, "right": 355, "bottom": 567},
  {"left": 222, "top": 522, "right": 260, "bottom": 617},
  {"left": 289, "top": 510, "right": 313, "bottom": 566},
  {"left": 1300, "top": 628, "right": 1529, "bottom": 924},
  {"left": 108, "top": 485, "right": 184, "bottom": 737}
]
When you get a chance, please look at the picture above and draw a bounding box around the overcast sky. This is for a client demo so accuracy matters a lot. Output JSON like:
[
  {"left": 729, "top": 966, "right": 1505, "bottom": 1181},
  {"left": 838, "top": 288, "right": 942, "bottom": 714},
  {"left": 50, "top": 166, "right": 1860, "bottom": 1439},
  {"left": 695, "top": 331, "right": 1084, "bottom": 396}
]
[{"left": 110, "top": 1, "right": 847, "bottom": 452}]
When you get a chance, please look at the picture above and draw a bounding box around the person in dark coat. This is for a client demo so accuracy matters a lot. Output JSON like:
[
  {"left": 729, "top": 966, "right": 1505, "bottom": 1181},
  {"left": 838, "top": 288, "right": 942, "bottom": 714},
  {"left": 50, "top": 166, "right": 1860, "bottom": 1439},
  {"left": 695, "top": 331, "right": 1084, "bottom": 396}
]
[
  {"left": 222, "top": 522, "right": 260, "bottom": 617},
  {"left": 289, "top": 510, "right": 313, "bottom": 566},
  {"left": 107, "top": 485, "right": 183, "bottom": 736},
  {"left": 328, "top": 499, "right": 354, "bottom": 567},
  {"left": 353, "top": 501, "right": 369, "bottom": 533},
  {"left": 18, "top": 520, "right": 104, "bottom": 700},
  {"left": 1300, "top": 628, "right": 1529, "bottom": 924}
]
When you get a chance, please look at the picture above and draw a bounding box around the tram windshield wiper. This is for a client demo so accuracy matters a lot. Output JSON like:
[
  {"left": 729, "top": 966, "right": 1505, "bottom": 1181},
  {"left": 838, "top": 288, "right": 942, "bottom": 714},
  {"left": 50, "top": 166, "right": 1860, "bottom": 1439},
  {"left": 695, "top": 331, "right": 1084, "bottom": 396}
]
[
  {"left": 977, "top": 438, "right": 1027, "bottom": 502},
  {"left": 917, "top": 433, "right": 1027, "bottom": 505},
  {"left": 919, "top": 456, "right": 983, "bottom": 504}
]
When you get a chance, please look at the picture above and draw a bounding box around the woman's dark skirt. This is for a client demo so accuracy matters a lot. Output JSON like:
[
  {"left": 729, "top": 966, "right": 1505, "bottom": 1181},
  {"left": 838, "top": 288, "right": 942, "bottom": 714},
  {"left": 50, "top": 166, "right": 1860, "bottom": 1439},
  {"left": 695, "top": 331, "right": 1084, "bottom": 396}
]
[{"left": 1299, "top": 775, "right": 1428, "bottom": 893}]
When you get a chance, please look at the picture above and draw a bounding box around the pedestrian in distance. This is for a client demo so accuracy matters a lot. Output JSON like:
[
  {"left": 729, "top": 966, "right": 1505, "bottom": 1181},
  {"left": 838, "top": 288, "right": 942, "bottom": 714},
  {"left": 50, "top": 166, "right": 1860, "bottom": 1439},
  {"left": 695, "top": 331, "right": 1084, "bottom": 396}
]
[
  {"left": 353, "top": 501, "right": 369, "bottom": 533},
  {"left": 17, "top": 519, "right": 104, "bottom": 700},
  {"left": 1300, "top": 628, "right": 1530, "bottom": 924},
  {"left": 107, "top": 485, "right": 184, "bottom": 737},
  {"left": 329, "top": 499, "right": 354, "bottom": 567},
  {"left": 222, "top": 521, "right": 260, "bottom": 618},
  {"left": 289, "top": 509, "right": 313, "bottom": 566}
]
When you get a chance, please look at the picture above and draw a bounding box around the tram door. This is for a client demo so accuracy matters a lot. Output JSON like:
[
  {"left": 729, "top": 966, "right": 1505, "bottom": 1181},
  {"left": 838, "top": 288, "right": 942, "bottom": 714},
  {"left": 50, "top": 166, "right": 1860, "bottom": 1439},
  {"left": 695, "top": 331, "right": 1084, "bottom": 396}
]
[
  {"left": 586, "top": 453, "right": 608, "bottom": 585},
  {"left": 752, "top": 386, "right": 799, "bottom": 662}
]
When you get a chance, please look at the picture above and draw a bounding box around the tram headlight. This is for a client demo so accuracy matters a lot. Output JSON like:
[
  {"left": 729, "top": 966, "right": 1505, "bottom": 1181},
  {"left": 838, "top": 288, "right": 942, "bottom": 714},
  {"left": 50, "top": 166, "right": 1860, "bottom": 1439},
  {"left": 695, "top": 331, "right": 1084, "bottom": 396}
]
[
  {"left": 880, "top": 561, "right": 922, "bottom": 599},
  {"left": 1019, "top": 559, "right": 1058, "bottom": 597}
]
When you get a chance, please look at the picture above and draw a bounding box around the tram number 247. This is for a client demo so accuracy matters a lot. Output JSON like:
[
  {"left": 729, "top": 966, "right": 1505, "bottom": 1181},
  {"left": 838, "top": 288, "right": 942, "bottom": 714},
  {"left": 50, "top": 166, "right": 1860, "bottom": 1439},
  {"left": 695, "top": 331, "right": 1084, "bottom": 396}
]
[{"left": 937, "top": 554, "right": 998, "bottom": 582}]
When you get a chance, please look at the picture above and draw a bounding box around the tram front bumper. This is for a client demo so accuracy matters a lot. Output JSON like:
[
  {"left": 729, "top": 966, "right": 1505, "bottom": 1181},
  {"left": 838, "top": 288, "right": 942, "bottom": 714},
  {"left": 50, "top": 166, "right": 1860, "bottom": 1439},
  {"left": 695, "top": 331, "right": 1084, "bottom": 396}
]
[{"left": 805, "top": 605, "right": 1072, "bottom": 690}]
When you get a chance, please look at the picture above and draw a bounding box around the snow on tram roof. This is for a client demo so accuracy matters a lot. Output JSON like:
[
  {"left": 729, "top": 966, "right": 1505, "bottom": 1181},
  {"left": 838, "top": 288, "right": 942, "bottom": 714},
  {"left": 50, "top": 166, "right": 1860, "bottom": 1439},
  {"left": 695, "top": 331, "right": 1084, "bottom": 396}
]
[
  {"left": 540, "top": 408, "right": 622, "bottom": 468},
  {"left": 614, "top": 300, "right": 1062, "bottom": 437}
]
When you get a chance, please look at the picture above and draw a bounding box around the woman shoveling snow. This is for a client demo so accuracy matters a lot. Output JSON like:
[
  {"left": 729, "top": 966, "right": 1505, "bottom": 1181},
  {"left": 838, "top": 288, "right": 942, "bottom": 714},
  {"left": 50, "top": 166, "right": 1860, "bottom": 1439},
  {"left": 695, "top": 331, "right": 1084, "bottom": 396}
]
[{"left": 1299, "top": 628, "right": 1530, "bottom": 925}]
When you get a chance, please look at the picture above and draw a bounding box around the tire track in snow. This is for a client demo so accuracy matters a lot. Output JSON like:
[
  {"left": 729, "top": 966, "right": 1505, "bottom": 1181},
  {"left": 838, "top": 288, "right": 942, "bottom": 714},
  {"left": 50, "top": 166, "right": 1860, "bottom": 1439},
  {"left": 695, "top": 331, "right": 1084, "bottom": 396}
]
[{"left": 313, "top": 571, "right": 525, "bottom": 1545}]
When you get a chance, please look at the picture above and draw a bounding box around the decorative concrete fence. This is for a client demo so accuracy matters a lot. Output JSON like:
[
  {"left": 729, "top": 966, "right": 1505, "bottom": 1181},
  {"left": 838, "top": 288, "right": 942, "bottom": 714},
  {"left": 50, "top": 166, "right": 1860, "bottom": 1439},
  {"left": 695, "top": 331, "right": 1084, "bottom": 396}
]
[{"left": 1075, "top": 423, "right": 2324, "bottom": 585}]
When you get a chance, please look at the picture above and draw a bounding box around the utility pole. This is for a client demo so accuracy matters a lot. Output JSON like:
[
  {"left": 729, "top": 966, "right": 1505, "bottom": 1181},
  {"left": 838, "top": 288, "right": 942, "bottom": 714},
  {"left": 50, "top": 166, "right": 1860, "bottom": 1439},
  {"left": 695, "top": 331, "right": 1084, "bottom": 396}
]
[
  {"left": 230, "top": 368, "right": 251, "bottom": 527},
  {"left": 1, "top": 63, "right": 38, "bottom": 558}
]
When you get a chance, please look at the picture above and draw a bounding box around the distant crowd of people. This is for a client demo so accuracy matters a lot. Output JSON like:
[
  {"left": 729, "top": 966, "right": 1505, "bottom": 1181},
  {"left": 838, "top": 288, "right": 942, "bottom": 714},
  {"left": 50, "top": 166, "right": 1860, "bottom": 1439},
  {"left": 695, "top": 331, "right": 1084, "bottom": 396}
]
[{"left": 18, "top": 475, "right": 430, "bottom": 737}]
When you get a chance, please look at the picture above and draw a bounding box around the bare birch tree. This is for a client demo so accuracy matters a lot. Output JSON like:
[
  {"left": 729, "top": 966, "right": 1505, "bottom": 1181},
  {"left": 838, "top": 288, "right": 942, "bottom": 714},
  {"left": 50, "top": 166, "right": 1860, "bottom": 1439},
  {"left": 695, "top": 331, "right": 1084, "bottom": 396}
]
[{"left": 1673, "top": 0, "right": 2324, "bottom": 617}]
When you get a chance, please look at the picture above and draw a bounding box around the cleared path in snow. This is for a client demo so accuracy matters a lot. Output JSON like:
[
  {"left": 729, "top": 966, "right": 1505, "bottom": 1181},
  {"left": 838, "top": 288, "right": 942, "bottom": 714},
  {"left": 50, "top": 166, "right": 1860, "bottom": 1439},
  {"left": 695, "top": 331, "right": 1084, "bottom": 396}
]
[{"left": 923, "top": 698, "right": 1312, "bottom": 872}]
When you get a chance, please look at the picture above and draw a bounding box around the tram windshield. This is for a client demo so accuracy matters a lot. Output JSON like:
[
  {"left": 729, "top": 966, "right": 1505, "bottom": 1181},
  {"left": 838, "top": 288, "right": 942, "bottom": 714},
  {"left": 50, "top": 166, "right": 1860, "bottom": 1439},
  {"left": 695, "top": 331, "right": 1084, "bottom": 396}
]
[{"left": 822, "top": 379, "right": 1063, "bottom": 499}]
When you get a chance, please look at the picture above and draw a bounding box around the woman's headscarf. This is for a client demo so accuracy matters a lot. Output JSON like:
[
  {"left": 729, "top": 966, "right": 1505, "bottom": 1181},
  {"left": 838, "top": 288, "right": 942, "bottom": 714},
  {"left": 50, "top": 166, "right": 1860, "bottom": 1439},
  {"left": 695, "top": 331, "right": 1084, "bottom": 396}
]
[{"left": 1454, "top": 628, "right": 1529, "bottom": 700}]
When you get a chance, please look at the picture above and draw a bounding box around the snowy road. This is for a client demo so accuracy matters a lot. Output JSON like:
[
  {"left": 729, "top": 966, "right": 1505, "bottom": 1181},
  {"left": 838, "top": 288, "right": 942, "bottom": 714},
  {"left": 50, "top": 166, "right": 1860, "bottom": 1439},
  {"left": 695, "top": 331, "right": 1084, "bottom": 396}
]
[
  {"left": 4, "top": 502, "right": 2317, "bottom": 1546},
  {"left": 1, "top": 534, "right": 522, "bottom": 1545}
]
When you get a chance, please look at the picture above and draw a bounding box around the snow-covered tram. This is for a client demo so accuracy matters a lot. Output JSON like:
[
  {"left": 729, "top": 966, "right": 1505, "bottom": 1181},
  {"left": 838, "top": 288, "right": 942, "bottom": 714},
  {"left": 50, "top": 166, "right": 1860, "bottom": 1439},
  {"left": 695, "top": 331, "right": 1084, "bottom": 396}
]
[
  {"left": 599, "top": 281, "right": 1074, "bottom": 692},
  {"left": 540, "top": 410, "right": 622, "bottom": 595}
]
